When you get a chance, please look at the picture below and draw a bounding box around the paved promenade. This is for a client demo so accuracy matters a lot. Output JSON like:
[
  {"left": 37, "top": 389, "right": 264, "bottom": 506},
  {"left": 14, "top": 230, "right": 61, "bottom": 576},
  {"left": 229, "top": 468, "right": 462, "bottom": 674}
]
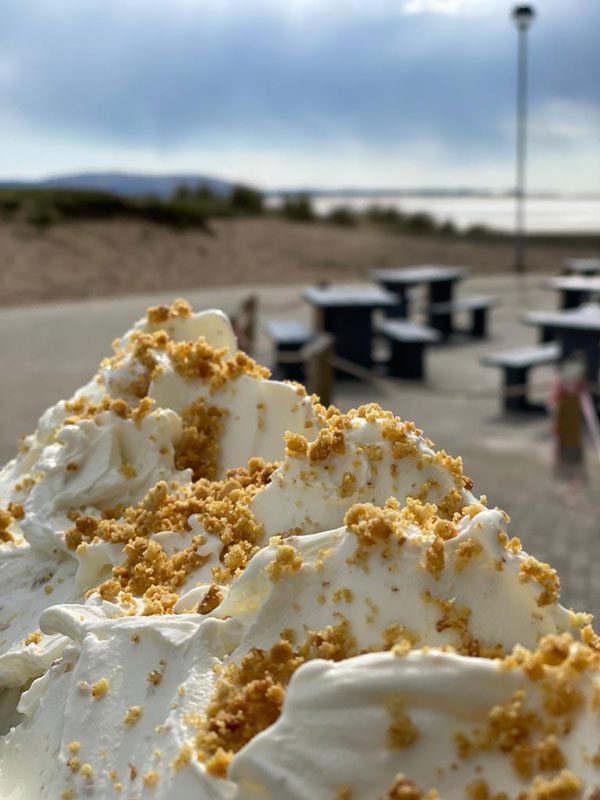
[{"left": 1, "top": 274, "right": 598, "bottom": 617}]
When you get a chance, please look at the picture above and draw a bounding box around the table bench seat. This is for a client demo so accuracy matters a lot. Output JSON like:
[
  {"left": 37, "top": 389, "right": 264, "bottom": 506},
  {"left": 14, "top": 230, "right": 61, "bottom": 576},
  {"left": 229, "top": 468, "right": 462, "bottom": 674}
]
[
  {"left": 481, "top": 342, "right": 561, "bottom": 413},
  {"left": 428, "top": 294, "right": 497, "bottom": 338},
  {"left": 375, "top": 319, "right": 440, "bottom": 379}
]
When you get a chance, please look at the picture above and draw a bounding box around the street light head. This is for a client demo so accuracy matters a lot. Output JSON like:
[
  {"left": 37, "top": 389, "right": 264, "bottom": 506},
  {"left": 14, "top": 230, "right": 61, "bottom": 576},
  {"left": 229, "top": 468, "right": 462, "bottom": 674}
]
[{"left": 512, "top": 4, "right": 535, "bottom": 30}]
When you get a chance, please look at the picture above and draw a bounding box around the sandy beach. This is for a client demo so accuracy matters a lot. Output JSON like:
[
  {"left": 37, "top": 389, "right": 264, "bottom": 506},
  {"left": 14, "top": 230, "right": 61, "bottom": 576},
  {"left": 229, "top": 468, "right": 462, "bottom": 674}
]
[{"left": 1, "top": 217, "right": 598, "bottom": 307}]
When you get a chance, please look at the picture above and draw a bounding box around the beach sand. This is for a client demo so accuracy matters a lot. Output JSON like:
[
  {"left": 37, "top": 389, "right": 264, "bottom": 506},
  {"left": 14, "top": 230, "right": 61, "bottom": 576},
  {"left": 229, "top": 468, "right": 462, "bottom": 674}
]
[{"left": 1, "top": 217, "right": 598, "bottom": 307}]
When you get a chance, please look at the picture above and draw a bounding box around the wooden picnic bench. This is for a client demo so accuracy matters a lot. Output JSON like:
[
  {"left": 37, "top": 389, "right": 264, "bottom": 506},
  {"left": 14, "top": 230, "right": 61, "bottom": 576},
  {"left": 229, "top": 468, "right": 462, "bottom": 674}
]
[
  {"left": 375, "top": 318, "right": 440, "bottom": 379},
  {"left": 428, "top": 295, "right": 497, "bottom": 339},
  {"left": 481, "top": 342, "right": 560, "bottom": 413}
]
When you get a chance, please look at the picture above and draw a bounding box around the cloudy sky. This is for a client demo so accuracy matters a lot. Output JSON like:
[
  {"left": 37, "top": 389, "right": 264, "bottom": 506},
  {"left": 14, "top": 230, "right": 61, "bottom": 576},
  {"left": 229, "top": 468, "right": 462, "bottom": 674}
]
[{"left": 1, "top": 0, "right": 598, "bottom": 191}]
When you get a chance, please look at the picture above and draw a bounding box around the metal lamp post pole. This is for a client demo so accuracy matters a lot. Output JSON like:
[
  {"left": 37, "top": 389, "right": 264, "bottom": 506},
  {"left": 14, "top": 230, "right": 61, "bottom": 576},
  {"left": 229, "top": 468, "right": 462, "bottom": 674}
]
[{"left": 512, "top": 5, "right": 535, "bottom": 276}]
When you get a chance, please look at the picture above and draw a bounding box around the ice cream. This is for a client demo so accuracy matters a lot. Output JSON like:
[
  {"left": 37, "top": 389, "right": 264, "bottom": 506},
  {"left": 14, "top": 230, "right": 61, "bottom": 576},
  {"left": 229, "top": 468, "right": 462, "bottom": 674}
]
[{"left": 0, "top": 299, "right": 598, "bottom": 799}]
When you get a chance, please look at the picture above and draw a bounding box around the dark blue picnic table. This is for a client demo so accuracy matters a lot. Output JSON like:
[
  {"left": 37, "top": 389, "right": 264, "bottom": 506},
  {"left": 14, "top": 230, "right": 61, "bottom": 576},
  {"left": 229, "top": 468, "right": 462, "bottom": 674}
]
[
  {"left": 564, "top": 258, "right": 600, "bottom": 276},
  {"left": 303, "top": 284, "right": 397, "bottom": 370},
  {"left": 523, "top": 305, "right": 600, "bottom": 385},
  {"left": 370, "top": 265, "right": 469, "bottom": 330},
  {"left": 265, "top": 320, "right": 312, "bottom": 382},
  {"left": 545, "top": 275, "right": 600, "bottom": 310}
]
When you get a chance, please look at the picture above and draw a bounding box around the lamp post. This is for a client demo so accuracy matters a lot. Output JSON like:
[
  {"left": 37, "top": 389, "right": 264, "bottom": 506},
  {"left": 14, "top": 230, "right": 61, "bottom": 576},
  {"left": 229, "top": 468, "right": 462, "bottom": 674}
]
[{"left": 512, "top": 4, "right": 535, "bottom": 276}]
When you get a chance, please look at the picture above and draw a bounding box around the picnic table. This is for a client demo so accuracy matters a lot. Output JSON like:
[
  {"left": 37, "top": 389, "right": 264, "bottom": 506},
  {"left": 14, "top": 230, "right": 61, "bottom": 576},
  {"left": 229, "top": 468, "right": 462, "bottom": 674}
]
[
  {"left": 303, "top": 284, "right": 397, "bottom": 370},
  {"left": 564, "top": 258, "right": 600, "bottom": 276},
  {"left": 370, "top": 265, "right": 469, "bottom": 320},
  {"left": 546, "top": 275, "right": 600, "bottom": 310},
  {"left": 523, "top": 304, "right": 600, "bottom": 385},
  {"left": 265, "top": 320, "right": 312, "bottom": 382}
]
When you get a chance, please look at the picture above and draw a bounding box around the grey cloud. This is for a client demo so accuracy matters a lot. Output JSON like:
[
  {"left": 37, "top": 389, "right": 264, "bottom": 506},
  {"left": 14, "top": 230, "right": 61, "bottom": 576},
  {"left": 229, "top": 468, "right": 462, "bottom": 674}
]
[{"left": 0, "top": 0, "right": 598, "bottom": 158}]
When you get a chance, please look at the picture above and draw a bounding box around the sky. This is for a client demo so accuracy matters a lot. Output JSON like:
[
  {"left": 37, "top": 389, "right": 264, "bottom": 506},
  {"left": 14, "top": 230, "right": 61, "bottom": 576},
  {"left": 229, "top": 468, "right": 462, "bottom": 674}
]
[{"left": 0, "top": 0, "right": 599, "bottom": 192}]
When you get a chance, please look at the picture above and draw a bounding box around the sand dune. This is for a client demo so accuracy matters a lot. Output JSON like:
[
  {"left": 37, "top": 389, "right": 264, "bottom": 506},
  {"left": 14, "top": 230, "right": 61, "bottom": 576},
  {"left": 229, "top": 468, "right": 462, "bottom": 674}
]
[{"left": 0, "top": 217, "right": 597, "bottom": 306}]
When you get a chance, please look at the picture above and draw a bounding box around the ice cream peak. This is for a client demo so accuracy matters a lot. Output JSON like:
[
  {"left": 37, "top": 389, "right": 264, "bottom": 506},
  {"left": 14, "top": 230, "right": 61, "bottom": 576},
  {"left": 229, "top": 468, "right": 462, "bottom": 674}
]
[{"left": 0, "top": 299, "right": 598, "bottom": 799}]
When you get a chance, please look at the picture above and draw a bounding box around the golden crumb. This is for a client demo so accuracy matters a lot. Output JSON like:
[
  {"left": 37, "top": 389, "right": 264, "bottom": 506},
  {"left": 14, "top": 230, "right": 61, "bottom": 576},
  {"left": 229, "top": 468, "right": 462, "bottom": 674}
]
[
  {"left": 568, "top": 610, "right": 594, "bottom": 629},
  {"left": 172, "top": 744, "right": 193, "bottom": 770},
  {"left": 529, "top": 771, "right": 582, "bottom": 799},
  {"left": 143, "top": 771, "right": 160, "bottom": 786},
  {"left": 382, "top": 774, "right": 440, "bottom": 800},
  {"left": 266, "top": 543, "right": 303, "bottom": 582},
  {"left": 453, "top": 538, "right": 483, "bottom": 572},
  {"left": 67, "top": 741, "right": 81, "bottom": 754},
  {"left": 123, "top": 705, "right": 143, "bottom": 725},
  {"left": 498, "top": 531, "right": 522, "bottom": 554},
  {"left": 345, "top": 499, "right": 404, "bottom": 547},
  {"left": 119, "top": 463, "right": 137, "bottom": 479},
  {"left": 385, "top": 697, "right": 420, "bottom": 749},
  {"left": 339, "top": 472, "right": 357, "bottom": 498},
  {"left": 465, "top": 780, "right": 492, "bottom": 800},
  {"left": 0, "top": 508, "right": 15, "bottom": 543},
  {"left": 91, "top": 677, "right": 110, "bottom": 699},
  {"left": 383, "top": 624, "right": 421, "bottom": 652},
  {"left": 422, "top": 536, "right": 445, "bottom": 580},
  {"left": 333, "top": 587, "right": 354, "bottom": 604},
  {"left": 147, "top": 669, "right": 163, "bottom": 686},
  {"left": 195, "top": 584, "right": 222, "bottom": 615},
  {"left": 519, "top": 557, "right": 560, "bottom": 607},
  {"left": 24, "top": 630, "right": 42, "bottom": 646},
  {"left": 147, "top": 299, "right": 192, "bottom": 327},
  {"left": 285, "top": 432, "right": 308, "bottom": 458},
  {"left": 8, "top": 501, "right": 24, "bottom": 520}
]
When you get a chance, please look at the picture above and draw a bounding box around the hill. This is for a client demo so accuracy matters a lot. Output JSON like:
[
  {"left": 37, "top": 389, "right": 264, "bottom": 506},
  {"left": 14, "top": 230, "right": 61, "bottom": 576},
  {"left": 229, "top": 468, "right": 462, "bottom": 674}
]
[{"left": 0, "top": 172, "right": 232, "bottom": 199}]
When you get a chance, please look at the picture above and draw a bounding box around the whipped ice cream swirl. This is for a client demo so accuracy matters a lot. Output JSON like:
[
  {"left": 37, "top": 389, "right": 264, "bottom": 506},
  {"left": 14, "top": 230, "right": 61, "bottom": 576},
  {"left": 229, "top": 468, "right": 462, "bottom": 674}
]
[{"left": 0, "top": 299, "right": 598, "bottom": 799}]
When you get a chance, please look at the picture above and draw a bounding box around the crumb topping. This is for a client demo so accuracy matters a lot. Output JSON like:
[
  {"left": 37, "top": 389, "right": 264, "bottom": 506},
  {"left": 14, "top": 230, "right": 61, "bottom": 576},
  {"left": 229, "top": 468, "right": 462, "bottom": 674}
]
[
  {"left": 456, "top": 634, "right": 599, "bottom": 782},
  {"left": 91, "top": 677, "right": 110, "bottom": 699},
  {"left": 197, "top": 584, "right": 224, "bottom": 615},
  {"left": 519, "top": 557, "right": 561, "bottom": 607},
  {"left": 454, "top": 538, "right": 484, "bottom": 572},
  {"left": 0, "top": 508, "right": 16, "bottom": 543},
  {"left": 65, "top": 459, "right": 277, "bottom": 610},
  {"left": 174, "top": 400, "right": 228, "bottom": 482},
  {"left": 24, "top": 630, "right": 42, "bottom": 646},
  {"left": 124, "top": 706, "right": 144, "bottom": 726},
  {"left": 195, "top": 623, "right": 357, "bottom": 775},
  {"left": 385, "top": 696, "right": 420, "bottom": 748},
  {"left": 266, "top": 542, "right": 304, "bottom": 582},
  {"left": 382, "top": 774, "right": 440, "bottom": 799},
  {"left": 146, "top": 299, "right": 193, "bottom": 327}
]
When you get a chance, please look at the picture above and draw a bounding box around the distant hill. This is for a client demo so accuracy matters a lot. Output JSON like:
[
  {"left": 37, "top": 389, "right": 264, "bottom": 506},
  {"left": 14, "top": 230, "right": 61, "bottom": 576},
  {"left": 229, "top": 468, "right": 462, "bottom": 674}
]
[
  {"left": 1, "top": 173, "right": 595, "bottom": 201},
  {"left": 0, "top": 172, "right": 233, "bottom": 199}
]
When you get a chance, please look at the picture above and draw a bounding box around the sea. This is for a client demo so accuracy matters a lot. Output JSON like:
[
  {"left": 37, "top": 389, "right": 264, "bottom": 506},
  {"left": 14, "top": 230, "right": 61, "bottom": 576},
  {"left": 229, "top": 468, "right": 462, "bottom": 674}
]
[{"left": 277, "top": 195, "right": 600, "bottom": 235}]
